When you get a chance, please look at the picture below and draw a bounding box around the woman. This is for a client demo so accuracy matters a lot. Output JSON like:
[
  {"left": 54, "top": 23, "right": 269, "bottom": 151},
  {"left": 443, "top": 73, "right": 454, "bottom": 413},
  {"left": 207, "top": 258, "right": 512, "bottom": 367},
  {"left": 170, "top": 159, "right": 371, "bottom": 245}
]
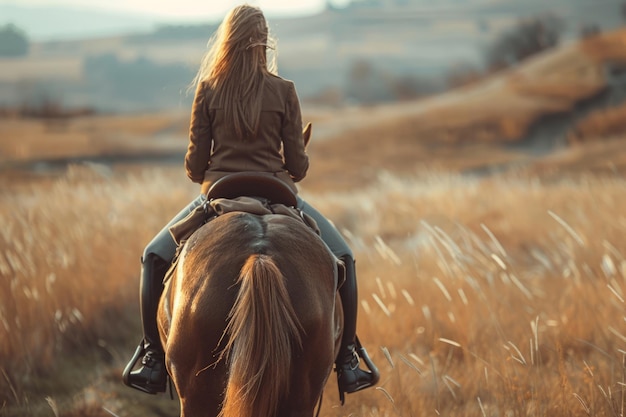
[{"left": 122, "top": 4, "right": 379, "bottom": 400}]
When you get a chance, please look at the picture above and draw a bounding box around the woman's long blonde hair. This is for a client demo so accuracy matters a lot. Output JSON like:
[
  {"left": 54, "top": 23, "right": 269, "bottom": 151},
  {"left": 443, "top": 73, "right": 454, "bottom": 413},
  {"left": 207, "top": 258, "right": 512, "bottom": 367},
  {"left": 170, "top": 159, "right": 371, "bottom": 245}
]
[{"left": 191, "top": 4, "right": 278, "bottom": 139}]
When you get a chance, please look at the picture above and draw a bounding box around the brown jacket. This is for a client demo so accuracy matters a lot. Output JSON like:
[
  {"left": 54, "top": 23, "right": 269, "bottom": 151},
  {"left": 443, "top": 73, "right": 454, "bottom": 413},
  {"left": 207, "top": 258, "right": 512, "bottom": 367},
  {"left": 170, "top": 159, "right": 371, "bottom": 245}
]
[{"left": 185, "top": 73, "right": 309, "bottom": 195}]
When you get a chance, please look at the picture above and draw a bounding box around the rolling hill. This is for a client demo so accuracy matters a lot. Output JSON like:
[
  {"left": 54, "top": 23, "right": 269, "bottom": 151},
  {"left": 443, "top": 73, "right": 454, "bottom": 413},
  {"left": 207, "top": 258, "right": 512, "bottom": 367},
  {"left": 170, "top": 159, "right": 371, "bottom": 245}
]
[
  {"left": 2, "top": 26, "right": 626, "bottom": 192},
  {"left": 1, "top": 0, "right": 626, "bottom": 111}
]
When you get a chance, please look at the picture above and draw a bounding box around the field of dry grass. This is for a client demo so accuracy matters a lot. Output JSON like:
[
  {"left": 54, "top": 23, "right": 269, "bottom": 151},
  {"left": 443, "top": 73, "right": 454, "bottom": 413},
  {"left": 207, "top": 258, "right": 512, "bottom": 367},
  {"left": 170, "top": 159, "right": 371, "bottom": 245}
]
[
  {"left": 1, "top": 165, "right": 626, "bottom": 417},
  {"left": 2, "top": 28, "right": 626, "bottom": 417}
]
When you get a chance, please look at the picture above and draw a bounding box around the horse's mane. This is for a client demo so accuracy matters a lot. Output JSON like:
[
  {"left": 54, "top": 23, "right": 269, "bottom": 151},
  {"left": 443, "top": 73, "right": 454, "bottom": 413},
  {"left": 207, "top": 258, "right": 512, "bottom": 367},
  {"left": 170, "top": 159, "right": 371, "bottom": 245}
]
[{"left": 219, "top": 253, "right": 304, "bottom": 417}]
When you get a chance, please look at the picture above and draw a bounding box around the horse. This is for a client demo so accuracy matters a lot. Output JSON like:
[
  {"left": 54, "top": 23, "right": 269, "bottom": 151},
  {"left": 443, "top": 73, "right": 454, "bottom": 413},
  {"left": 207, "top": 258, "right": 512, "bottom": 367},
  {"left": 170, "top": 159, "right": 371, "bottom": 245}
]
[{"left": 157, "top": 192, "right": 343, "bottom": 417}]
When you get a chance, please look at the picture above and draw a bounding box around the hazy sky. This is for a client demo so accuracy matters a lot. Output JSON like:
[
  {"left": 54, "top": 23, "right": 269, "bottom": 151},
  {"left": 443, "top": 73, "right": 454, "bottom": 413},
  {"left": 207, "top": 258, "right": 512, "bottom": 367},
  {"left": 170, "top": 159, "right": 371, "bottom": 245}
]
[{"left": 0, "top": 0, "right": 350, "bottom": 19}]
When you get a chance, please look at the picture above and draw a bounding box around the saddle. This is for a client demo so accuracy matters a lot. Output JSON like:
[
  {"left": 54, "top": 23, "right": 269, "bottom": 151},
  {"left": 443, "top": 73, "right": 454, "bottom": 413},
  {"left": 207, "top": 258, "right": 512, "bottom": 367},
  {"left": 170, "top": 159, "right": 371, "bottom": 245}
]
[
  {"left": 207, "top": 171, "right": 298, "bottom": 207},
  {"left": 168, "top": 172, "right": 318, "bottom": 247},
  {"left": 164, "top": 172, "right": 337, "bottom": 287}
]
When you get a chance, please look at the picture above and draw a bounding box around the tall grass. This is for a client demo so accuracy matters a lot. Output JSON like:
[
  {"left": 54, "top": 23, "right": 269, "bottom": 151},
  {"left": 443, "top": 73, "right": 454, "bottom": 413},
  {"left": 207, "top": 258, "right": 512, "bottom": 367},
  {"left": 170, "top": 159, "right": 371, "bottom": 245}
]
[
  {"left": 2, "top": 166, "right": 626, "bottom": 417},
  {"left": 0, "top": 165, "right": 196, "bottom": 408},
  {"left": 309, "top": 171, "right": 626, "bottom": 417}
]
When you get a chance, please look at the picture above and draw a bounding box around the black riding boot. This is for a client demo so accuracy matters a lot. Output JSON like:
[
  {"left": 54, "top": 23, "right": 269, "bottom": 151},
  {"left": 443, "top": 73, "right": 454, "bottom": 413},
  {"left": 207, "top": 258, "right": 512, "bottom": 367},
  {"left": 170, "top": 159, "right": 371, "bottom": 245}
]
[
  {"left": 336, "top": 255, "right": 380, "bottom": 403},
  {"left": 123, "top": 253, "right": 170, "bottom": 394}
]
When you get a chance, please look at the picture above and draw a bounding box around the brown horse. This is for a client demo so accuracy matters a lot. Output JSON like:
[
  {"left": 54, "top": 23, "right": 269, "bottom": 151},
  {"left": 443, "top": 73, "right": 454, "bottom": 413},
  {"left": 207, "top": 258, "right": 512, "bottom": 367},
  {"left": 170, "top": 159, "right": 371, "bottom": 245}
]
[{"left": 157, "top": 209, "right": 343, "bottom": 417}]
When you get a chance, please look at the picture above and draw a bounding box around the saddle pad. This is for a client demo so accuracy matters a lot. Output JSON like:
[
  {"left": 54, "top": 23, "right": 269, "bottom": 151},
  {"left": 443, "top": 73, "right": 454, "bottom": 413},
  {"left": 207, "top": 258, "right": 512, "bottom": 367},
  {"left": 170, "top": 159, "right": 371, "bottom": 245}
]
[{"left": 169, "top": 196, "right": 319, "bottom": 246}]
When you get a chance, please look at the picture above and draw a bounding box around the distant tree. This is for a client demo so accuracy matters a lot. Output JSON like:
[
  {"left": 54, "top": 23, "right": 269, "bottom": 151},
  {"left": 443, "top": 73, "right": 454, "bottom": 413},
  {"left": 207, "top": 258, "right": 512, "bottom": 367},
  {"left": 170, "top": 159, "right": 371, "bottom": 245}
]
[
  {"left": 0, "top": 23, "right": 29, "bottom": 57},
  {"left": 345, "top": 59, "right": 438, "bottom": 104},
  {"left": 388, "top": 73, "right": 434, "bottom": 100},
  {"left": 446, "top": 61, "right": 484, "bottom": 89},
  {"left": 485, "top": 13, "right": 565, "bottom": 70},
  {"left": 346, "top": 60, "right": 380, "bottom": 104},
  {"left": 580, "top": 23, "right": 601, "bottom": 39}
]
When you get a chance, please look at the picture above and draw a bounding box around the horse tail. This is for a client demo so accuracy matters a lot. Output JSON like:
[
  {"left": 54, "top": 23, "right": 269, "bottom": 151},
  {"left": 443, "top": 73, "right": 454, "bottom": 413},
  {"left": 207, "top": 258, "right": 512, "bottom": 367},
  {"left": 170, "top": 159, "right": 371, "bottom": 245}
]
[{"left": 220, "top": 254, "right": 304, "bottom": 417}]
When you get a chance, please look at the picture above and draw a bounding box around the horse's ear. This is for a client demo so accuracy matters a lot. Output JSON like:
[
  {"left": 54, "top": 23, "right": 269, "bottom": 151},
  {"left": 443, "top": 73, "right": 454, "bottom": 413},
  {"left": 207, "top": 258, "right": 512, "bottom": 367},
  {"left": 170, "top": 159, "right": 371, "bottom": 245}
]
[{"left": 303, "top": 122, "right": 312, "bottom": 148}]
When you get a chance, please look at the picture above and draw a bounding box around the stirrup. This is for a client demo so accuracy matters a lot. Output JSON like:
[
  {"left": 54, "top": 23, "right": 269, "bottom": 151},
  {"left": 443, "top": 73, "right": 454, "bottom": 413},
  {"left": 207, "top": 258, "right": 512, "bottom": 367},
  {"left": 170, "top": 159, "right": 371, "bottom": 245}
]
[
  {"left": 123, "top": 342, "right": 145, "bottom": 387},
  {"left": 337, "top": 336, "right": 380, "bottom": 405},
  {"left": 355, "top": 335, "right": 380, "bottom": 383},
  {"left": 122, "top": 342, "right": 168, "bottom": 394}
]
